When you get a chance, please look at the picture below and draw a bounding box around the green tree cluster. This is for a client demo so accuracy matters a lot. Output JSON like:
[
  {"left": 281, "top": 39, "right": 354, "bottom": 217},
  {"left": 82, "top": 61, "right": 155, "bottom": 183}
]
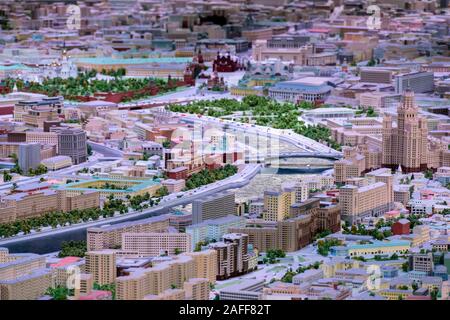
[
  {"left": 9, "top": 153, "right": 22, "bottom": 175},
  {"left": 262, "top": 249, "right": 286, "bottom": 264},
  {"left": 155, "top": 186, "right": 169, "bottom": 198},
  {"left": 87, "top": 144, "right": 93, "bottom": 156},
  {"left": 424, "top": 169, "right": 433, "bottom": 179},
  {"left": 58, "top": 240, "right": 87, "bottom": 258},
  {"left": 45, "top": 286, "right": 74, "bottom": 300},
  {"left": 5, "top": 73, "right": 176, "bottom": 101},
  {"left": 28, "top": 164, "right": 48, "bottom": 176},
  {"left": 281, "top": 262, "right": 322, "bottom": 283},
  {"left": 2, "top": 171, "right": 12, "bottom": 182}
]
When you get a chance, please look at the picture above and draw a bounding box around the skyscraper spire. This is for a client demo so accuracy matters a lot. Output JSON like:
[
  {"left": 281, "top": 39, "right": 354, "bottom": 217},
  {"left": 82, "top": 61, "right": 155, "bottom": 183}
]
[
  {"left": 406, "top": 78, "right": 411, "bottom": 92},
  {"left": 402, "top": 87, "right": 416, "bottom": 110}
]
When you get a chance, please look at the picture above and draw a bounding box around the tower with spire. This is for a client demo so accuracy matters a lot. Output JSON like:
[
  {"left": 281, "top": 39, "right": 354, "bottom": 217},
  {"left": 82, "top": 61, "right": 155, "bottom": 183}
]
[{"left": 382, "top": 89, "right": 429, "bottom": 173}]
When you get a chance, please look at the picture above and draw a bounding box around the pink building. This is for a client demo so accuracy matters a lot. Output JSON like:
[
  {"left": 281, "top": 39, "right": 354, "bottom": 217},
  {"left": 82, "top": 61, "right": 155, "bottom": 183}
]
[
  {"left": 49, "top": 257, "right": 82, "bottom": 268},
  {"left": 162, "top": 179, "right": 186, "bottom": 193},
  {"left": 420, "top": 190, "right": 435, "bottom": 200}
]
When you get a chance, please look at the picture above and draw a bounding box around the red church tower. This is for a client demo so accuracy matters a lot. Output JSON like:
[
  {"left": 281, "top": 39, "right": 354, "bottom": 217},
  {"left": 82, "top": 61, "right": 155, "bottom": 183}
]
[{"left": 212, "top": 52, "right": 241, "bottom": 72}]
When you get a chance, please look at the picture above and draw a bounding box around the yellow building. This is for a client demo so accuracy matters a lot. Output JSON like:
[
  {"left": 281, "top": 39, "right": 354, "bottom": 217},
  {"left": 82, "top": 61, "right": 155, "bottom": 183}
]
[
  {"left": 334, "top": 240, "right": 411, "bottom": 257},
  {"left": 41, "top": 155, "right": 73, "bottom": 170},
  {"left": 263, "top": 188, "right": 296, "bottom": 222},
  {"left": 230, "top": 86, "right": 263, "bottom": 97},
  {"left": 321, "top": 259, "right": 363, "bottom": 278}
]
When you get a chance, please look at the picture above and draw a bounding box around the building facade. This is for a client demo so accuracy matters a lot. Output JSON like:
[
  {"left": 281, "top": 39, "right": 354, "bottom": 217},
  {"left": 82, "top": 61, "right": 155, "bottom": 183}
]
[
  {"left": 339, "top": 175, "right": 394, "bottom": 224},
  {"left": 382, "top": 90, "right": 429, "bottom": 172},
  {"left": 54, "top": 127, "right": 87, "bottom": 165},
  {"left": 192, "top": 192, "right": 235, "bottom": 224}
]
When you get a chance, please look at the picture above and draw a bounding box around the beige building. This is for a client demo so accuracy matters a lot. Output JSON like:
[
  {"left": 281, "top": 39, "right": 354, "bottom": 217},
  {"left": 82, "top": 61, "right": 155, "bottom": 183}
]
[
  {"left": 183, "top": 278, "right": 210, "bottom": 300},
  {"left": 382, "top": 90, "right": 429, "bottom": 173},
  {"left": 0, "top": 248, "right": 53, "bottom": 300},
  {"left": 22, "top": 107, "right": 60, "bottom": 128},
  {"left": 333, "top": 144, "right": 383, "bottom": 183},
  {"left": 50, "top": 258, "right": 86, "bottom": 287},
  {"left": 185, "top": 250, "right": 217, "bottom": 284},
  {"left": 121, "top": 232, "right": 192, "bottom": 257},
  {"left": 115, "top": 254, "right": 197, "bottom": 300},
  {"left": 401, "top": 225, "right": 431, "bottom": 247},
  {"left": 263, "top": 187, "right": 296, "bottom": 222},
  {"left": 85, "top": 250, "right": 117, "bottom": 285},
  {"left": 252, "top": 40, "right": 314, "bottom": 64},
  {"left": 339, "top": 174, "right": 394, "bottom": 224},
  {"left": 229, "top": 226, "right": 278, "bottom": 253},
  {"left": 26, "top": 131, "right": 59, "bottom": 152},
  {"left": 74, "top": 273, "right": 94, "bottom": 299},
  {"left": 306, "top": 52, "right": 337, "bottom": 66},
  {"left": 0, "top": 269, "right": 53, "bottom": 300},
  {"left": 41, "top": 155, "right": 73, "bottom": 170},
  {"left": 13, "top": 97, "right": 62, "bottom": 122},
  {"left": 161, "top": 179, "right": 186, "bottom": 194},
  {"left": 359, "top": 92, "right": 401, "bottom": 110},
  {"left": 87, "top": 215, "right": 170, "bottom": 251},
  {"left": 242, "top": 28, "right": 273, "bottom": 42},
  {"left": 231, "top": 200, "right": 340, "bottom": 252},
  {"left": 394, "top": 187, "right": 410, "bottom": 205},
  {"left": 334, "top": 153, "right": 366, "bottom": 184},
  {"left": 0, "top": 189, "right": 100, "bottom": 224}
]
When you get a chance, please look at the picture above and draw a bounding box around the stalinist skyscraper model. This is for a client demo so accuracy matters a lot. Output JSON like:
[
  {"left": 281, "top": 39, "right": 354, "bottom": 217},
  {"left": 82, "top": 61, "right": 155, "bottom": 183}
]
[{"left": 382, "top": 88, "right": 428, "bottom": 173}]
